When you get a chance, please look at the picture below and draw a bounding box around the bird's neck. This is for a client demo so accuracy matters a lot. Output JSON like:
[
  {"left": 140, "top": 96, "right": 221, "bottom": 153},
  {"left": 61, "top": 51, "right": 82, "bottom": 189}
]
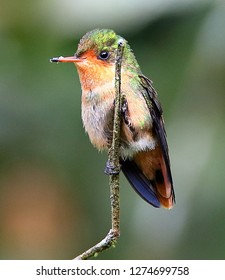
[
  {"left": 76, "top": 62, "right": 115, "bottom": 93},
  {"left": 76, "top": 63, "right": 139, "bottom": 106}
]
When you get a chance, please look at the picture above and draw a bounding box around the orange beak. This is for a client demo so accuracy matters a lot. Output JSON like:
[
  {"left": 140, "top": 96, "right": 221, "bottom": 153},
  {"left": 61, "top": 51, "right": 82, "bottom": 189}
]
[{"left": 50, "top": 56, "right": 83, "bottom": 63}]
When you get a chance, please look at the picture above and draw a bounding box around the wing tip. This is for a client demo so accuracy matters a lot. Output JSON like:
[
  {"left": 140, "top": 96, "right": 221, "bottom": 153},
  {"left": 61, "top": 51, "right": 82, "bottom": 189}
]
[
  {"left": 121, "top": 159, "right": 161, "bottom": 208},
  {"left": 159, "top": 195, "right": 175, "bottom": 209},
  {"left": 121, "top": 159, "right": 175, "bottom": 209}
]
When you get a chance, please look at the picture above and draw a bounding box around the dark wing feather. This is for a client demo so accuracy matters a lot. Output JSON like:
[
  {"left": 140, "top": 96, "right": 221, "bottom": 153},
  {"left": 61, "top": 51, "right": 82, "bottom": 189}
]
[
  {"left": 139, "top": 74, "right": 175, "bottom": 203},
  {"left": 121, "top": 159, "right": 161, "bottom": 208}
]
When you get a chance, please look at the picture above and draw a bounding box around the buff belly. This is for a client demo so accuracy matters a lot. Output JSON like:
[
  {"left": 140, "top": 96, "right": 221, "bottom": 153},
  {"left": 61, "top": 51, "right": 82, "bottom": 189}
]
[{"left": 82, "top": 102, "right": 157, "bottom": 159}]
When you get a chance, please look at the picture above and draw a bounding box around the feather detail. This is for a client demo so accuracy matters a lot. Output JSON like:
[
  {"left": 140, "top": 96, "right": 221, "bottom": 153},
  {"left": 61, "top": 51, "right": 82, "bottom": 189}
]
[
  {"left": 121, "top": 74, "right": 175, "bottom": 209},
  {"left": 121, "top": 159, "right": 161, "bottom": 208},
  {"left": 135, "top": 149, "right": 174, "bottom": 209},
  {"left": 121, "top": 149, "right": 174, "bottom": 208}
]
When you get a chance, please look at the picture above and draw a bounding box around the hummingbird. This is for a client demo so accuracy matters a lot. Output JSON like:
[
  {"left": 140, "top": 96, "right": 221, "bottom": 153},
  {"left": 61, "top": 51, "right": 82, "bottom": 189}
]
[{"left": 50, "top": 29, "right": 175, "bottom": 209}]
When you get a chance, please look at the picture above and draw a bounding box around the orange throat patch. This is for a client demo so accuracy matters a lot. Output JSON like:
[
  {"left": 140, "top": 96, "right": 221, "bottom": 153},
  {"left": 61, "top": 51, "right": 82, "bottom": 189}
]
[{"left": 74, "top": 50, "right": 115, "bottom": 93}]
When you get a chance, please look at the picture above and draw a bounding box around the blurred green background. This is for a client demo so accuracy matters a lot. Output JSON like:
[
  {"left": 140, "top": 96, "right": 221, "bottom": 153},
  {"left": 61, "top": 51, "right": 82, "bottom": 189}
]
[{"left": 0, "top": 0, "right": 225, "bottom": 259}]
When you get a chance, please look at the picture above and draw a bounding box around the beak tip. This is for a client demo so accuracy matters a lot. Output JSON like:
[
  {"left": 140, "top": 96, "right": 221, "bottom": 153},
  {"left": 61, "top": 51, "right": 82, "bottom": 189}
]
[
  {"left": 50, "top": 56, "right": 65, "bottom": 63},
  {"left": 49, "top": 58, "right": 58, "bottom": 63}
]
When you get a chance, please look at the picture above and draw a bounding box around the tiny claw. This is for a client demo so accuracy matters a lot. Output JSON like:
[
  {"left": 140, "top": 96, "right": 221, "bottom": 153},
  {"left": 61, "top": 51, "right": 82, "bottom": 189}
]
[
  {"left": 104, "top": 160, "right": 121, "bottom": 175},
  {"left": 121, "top": 96, "right": 128, "bottom": 114},
  {"left": 120, "top": 95, "right": 135, "bottom": 133}
]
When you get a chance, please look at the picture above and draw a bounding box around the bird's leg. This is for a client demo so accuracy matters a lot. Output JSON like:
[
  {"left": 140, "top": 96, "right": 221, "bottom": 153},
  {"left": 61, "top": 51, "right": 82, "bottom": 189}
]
[
  {"left": 121, "top": 95, "right": 136, "bottom": 134},
  {"left": 105, "top": 94, "right": 134, "bottom": 175},
  {"left": 104, "top": 98, "right": 124, "bottom": 176},
  {"left": 104, "top": 160, "right": 121, "bottom": 175}
]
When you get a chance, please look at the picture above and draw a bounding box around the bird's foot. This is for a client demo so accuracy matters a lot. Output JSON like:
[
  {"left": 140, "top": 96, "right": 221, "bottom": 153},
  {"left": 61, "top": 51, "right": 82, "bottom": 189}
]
[{"left": 104, "top": 160, "right": 121, "bottom": 175}]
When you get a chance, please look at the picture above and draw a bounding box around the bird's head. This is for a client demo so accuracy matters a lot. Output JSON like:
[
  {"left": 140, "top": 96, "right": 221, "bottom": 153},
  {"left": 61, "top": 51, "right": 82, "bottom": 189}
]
[{"left": 51, "top": 29, "right": 140, "bottom": 73}]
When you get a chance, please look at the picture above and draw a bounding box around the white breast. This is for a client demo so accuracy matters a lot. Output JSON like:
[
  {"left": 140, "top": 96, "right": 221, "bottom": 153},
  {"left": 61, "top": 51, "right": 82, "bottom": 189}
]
[{"left": 81, "top": 91, "right": 112, "bottom": 150}]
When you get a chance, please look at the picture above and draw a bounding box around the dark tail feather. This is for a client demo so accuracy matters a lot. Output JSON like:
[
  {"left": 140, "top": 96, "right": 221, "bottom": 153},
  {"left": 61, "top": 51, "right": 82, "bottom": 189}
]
[{"left": 121, "top": 159, "right": 161, "bottom": 208}]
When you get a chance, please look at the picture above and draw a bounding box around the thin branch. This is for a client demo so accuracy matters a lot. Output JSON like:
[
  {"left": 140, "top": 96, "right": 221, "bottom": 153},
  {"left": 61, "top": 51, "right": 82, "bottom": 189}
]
[{"left": 74, "top": 39, "right": 125, "bottom": 260}]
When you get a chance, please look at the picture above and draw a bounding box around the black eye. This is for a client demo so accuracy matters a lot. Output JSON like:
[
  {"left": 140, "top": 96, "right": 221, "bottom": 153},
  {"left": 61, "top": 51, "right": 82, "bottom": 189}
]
[{"left": 99, "top": 51, "right": 109, "bottom": 60}]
